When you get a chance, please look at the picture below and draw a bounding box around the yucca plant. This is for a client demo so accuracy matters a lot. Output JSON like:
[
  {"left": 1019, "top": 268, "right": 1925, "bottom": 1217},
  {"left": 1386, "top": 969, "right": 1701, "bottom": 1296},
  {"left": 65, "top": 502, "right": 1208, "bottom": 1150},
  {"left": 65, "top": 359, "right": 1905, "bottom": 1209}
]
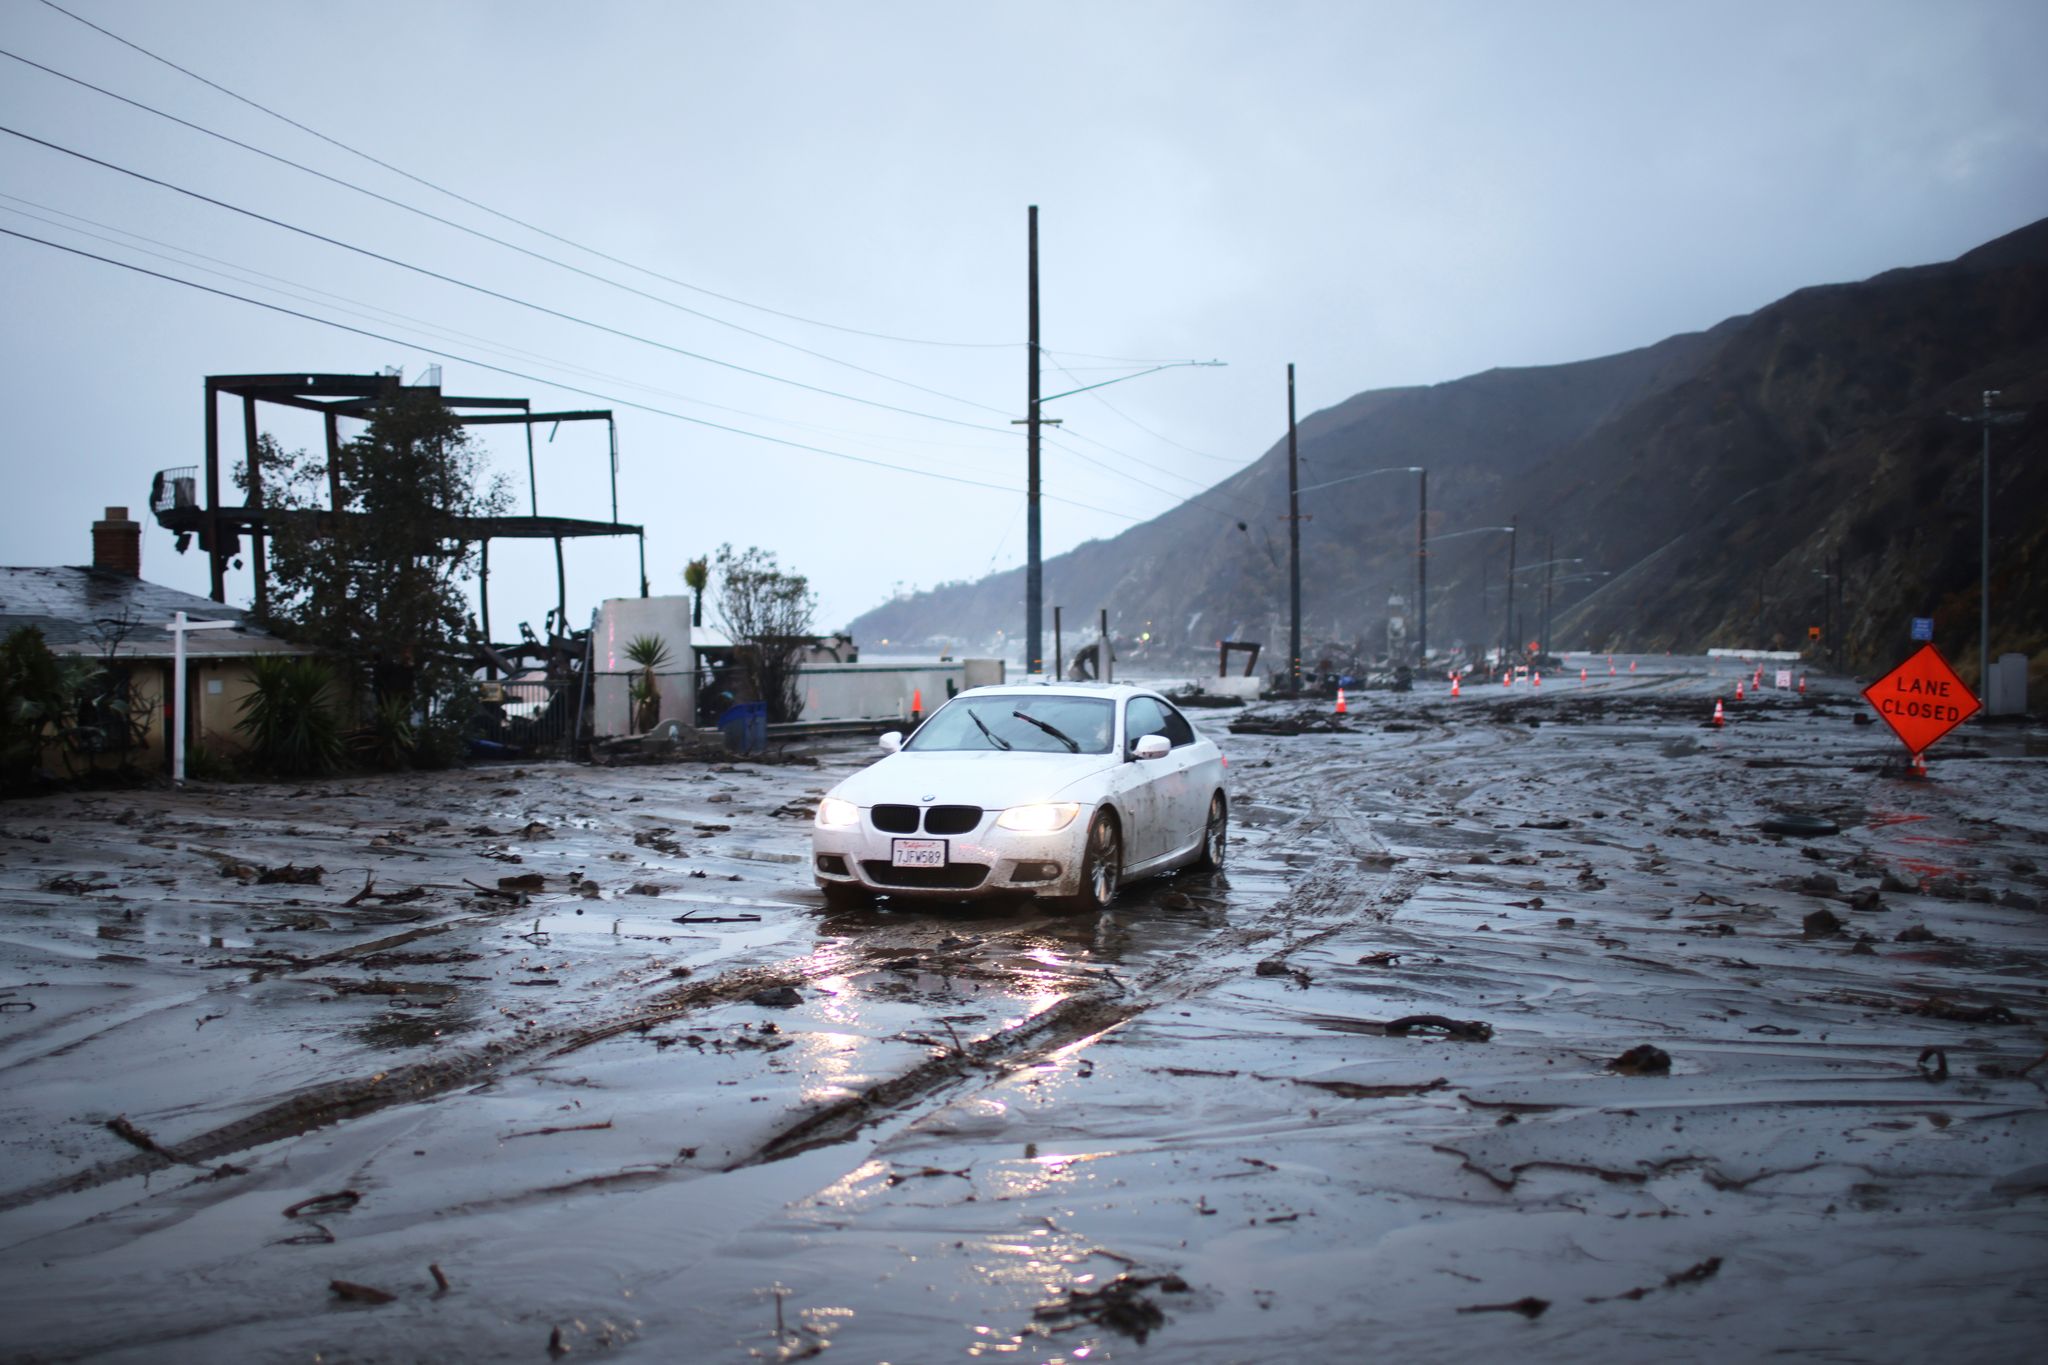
[
  {"left": 235, "top": 656, "right": 344, "bottom": 776},
  {"left": 625, "top": 634, "right": 671, "bottom": 733},
  {"left": 356, "top": 694, "right": 418, "bottom": 770}
]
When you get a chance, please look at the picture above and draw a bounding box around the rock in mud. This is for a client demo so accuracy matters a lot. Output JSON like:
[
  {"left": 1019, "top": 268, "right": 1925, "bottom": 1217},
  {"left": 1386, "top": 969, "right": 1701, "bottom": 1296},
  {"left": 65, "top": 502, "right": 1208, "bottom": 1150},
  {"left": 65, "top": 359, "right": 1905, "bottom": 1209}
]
[
  {"left": 1803, "top": 908, "right": 1845, "bottom": 937},
  {"left": 1610, "top": 1044, "right": 1672, "bottom": 1074},
  {"left": 749, "top": 986, "right": 803, "bottom": 1008}
]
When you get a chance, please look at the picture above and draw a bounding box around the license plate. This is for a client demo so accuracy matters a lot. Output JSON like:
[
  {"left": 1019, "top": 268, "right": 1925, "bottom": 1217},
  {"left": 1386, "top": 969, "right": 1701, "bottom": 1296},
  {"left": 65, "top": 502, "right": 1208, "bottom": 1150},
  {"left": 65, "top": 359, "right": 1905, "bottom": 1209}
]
[{"left": 891, "top": 838, "right": 946, "bottom": 868}]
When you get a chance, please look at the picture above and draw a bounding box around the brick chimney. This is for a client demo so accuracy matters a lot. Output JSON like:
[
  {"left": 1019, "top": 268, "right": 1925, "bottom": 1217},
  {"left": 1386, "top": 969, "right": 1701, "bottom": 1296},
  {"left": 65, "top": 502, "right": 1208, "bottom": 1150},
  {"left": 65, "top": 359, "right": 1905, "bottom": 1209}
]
[{"left": 92, "top": 506, "right": 141, "bottom": 578}]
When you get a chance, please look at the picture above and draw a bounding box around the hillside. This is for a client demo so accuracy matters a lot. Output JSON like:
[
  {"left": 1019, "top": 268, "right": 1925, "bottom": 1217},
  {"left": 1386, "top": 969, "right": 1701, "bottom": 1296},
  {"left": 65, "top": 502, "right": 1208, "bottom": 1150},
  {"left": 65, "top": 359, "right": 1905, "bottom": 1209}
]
[{"left": 852, "top": 220, "right": 2048, "bottom": 686}]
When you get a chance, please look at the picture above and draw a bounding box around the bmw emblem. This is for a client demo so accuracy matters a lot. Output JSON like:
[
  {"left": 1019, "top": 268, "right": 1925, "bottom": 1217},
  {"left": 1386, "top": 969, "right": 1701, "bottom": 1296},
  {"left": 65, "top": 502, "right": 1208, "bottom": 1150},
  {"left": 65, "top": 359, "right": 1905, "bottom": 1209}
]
[{"left": 921, "top": 794, "right": 936, "bottom": 802}]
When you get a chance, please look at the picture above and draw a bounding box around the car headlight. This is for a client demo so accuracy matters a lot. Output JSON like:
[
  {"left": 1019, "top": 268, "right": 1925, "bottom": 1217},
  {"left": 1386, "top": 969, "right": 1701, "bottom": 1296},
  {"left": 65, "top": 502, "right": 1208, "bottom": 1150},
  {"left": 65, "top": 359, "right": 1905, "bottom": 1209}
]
[
  {"left": 995, "top": 802, "right": 1082, "bottom": 833},
  {"left": 815, "top": 796, "right": 860, "bottom": 830}
]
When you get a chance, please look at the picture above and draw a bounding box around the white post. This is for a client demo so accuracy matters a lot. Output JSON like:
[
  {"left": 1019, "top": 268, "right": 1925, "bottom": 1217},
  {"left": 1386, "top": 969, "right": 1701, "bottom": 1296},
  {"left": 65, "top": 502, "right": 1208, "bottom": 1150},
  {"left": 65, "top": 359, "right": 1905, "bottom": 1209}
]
[
  {"left": 172, "top": 610, "right": 187, "bottom": 786},
  {"left": 164, "top": 612, "right": 238, "bottom": 787}
]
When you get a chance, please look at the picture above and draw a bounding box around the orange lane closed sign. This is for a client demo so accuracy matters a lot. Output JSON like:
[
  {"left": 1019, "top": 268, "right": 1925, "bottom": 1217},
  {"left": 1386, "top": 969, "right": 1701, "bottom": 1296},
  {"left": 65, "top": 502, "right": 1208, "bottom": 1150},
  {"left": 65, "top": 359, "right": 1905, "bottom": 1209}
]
[{"left": 1862, "top": 643, "right": 1980, "bottom": 755}]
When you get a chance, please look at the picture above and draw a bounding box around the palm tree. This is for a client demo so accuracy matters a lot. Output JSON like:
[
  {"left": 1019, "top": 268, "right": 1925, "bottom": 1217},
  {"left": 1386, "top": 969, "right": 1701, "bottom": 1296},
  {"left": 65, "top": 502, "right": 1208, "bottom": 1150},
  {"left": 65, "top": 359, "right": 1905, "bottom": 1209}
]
[{"left": 683, "top": 557, "right": 709, "bottom": 628}]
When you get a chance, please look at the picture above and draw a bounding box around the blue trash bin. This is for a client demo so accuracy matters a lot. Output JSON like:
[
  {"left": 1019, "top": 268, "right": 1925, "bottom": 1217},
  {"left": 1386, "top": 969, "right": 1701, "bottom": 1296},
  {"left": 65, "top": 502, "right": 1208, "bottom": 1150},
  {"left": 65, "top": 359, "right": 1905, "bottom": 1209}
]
[{"left": 717, "top": 702, "right": 768, "bottom": 754}]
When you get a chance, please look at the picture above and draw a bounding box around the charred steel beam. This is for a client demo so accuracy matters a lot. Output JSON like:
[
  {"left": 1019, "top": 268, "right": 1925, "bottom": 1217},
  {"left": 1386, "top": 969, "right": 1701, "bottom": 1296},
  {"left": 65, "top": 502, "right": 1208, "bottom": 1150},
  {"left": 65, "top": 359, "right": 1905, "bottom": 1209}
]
[
  {"left": 455, "top": 410, "right": 613, "bottom": 426},
  {"left": 158, "top": 507, "right": 642, "bottom": 541}
]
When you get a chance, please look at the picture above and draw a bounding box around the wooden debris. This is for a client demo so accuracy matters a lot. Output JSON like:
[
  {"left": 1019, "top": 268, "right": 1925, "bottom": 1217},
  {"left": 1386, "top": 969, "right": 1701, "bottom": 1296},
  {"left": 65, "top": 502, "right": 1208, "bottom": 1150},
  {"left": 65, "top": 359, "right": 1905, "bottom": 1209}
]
[{"left": 329, "top": 1279, "right": 394, "bottom": 1305}]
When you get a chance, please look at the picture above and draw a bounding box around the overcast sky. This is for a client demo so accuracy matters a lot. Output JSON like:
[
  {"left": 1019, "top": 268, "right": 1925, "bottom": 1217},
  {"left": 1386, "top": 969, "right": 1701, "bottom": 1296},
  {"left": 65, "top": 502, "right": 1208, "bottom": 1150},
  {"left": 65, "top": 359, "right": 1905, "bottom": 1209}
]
[{"left": 5, "top": 0, "right": 2045, "bottom": 636}]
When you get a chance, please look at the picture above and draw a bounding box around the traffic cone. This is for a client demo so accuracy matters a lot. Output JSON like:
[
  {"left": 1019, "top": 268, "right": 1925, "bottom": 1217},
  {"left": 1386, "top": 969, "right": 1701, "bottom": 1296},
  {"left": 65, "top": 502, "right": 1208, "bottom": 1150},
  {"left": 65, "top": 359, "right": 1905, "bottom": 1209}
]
[
  {"left": 1580, "top": 667, "right": 1587, "bottom": 684},
  {"left": 1629, "top": 660, "right": 1636, "bottom": 673},
  {"left": 1451, "top": 675, "right": 1461, "bottom": 698},
  {"left": 1798, "top": 674, "right": 1806, "bottom": 695},
  {"left": 1502, "top": 671, "right": 1511, "bottom": 687},
  {"left": 1533, "top": 671, "right": 1542, "bottom": 688},
  {"left": 911, "top": 687, "right": 923, "bottom": 723},
  {"left": 1334, "top": 687, "right": 1347, "bottom": 716},
  {"left": 1735, "top": 681, "right": 1745, "bottom": 702},
  {"left": 1713, "top": 698, "right": 1725, "bottom": 727},
  {"left": 1609, "top": 659, "right": 1617, "bottom": 676}
]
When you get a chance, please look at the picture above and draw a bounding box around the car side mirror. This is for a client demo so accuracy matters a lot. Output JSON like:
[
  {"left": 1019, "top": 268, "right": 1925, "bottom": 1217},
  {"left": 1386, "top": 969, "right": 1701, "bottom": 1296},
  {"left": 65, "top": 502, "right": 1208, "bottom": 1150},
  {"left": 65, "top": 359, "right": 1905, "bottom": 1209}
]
[
  {"left": 879, "top": 731, "right": 903, "bottom": 754},
  {"left": 1133, "top": 733, "right": 1170, "bottom": 760}
]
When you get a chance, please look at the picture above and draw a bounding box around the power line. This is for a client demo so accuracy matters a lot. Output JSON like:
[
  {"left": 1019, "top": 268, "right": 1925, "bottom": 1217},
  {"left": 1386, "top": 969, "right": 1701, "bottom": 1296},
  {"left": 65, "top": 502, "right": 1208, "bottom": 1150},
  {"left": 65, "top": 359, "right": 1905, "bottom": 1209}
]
[
  {"left": 36, "top": 0, "right": 1019, "bottom": 351},
  {"left": 0, "top": 45, "right": 1016, "bottom": 419},
  {"left": 0, "top": 192, "right": 1010, "bottom": 456},
  {"left": 0, "top": 223, "right": 1141, "bottom": 523},
  {"left": 0, "top": 122, "right": 1020, "bottom": 436}
]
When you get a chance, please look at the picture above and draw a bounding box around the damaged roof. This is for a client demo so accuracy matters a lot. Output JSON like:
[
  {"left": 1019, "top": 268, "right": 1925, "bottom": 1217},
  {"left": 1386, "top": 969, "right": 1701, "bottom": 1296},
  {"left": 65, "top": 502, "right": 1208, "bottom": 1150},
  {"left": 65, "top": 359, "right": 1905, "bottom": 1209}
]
[{"left": 0, "top": 566, "right": 311, "bottom": 658}]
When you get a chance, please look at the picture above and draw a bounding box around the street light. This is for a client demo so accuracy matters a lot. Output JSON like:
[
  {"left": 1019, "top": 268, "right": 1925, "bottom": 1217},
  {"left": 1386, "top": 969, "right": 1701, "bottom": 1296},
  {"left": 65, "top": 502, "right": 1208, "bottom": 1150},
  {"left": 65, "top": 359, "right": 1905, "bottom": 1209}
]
[
  {"left": 1421, "top": 524, "right": 1515, "bottom": 666},
  {"left": 1542, "top": 569, "right": 1609, "bottom": 655},
  {"left": 1295, "top": 464, "right": 1427, "bottom": 663},
  {"left": 1514, "top": 554, "right": 1587, "bottom": 661}
]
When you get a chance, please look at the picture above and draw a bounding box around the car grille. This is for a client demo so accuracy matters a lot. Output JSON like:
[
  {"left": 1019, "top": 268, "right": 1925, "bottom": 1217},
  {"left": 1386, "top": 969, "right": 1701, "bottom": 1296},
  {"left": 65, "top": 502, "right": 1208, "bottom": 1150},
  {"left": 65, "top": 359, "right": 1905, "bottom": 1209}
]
[
  {"left": 923, "top": 805, "right": 983, "bottom": 835},
  {"left": 871, "top": 804, "right": 919, "bottom": 833},
  {"left": 860, "top": 861, "right": 990, "bottom": 890},
  {"left": 868, "top": 804, "right": 984, "bottom": 835}
]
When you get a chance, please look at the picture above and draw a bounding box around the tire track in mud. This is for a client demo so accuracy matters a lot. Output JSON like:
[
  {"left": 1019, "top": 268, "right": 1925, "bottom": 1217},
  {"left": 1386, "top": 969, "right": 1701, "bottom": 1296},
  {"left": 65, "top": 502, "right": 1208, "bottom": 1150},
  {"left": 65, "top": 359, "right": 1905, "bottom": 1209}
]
[
  {"left": 0, "top": 949, "right": 871, "bottom": 1213},
  {"left": 0, "top": 736, "right": 1426, "bottom": 1213},
  {"left": 732, "top": 771, "right": 1427, "bottom": 1171}
]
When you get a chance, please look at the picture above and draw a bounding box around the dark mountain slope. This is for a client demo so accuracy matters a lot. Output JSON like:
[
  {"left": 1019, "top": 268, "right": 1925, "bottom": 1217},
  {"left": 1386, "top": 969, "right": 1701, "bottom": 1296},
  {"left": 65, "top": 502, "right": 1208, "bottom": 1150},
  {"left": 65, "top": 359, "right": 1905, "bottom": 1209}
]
[{"left": 853, "top": 219, "right": 2048, "bottom": 685}]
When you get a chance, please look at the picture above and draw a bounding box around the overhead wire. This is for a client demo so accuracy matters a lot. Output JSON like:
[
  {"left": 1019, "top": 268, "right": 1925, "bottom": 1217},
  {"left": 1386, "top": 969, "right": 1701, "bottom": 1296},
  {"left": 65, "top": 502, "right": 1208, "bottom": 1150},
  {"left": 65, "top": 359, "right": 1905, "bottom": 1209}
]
[
  {"left": 35, "top": 0, "right": 1019, "bottom": 351},
  {"left": 0, "top": 191, "right": 1010, "bottom": 458},
  {"left": 0, "top": 45, "right": 1017, "bottom": 419},
  {"left": 0, "top": 224, "right": 1141, "bottom": 522},
  {"left": 0, "top": 122, "right": 1024, "bottom": 437}
]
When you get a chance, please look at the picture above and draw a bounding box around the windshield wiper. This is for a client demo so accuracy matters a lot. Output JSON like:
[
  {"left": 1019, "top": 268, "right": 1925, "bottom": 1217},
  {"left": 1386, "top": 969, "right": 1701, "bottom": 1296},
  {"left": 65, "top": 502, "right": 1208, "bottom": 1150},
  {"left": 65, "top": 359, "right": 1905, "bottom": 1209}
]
[
  {"left": 969, "top": 709, "right": 1012, "bottom": 750},
  {"left": 1011, "top": 710, "right": 1079, "bottom": 752}
]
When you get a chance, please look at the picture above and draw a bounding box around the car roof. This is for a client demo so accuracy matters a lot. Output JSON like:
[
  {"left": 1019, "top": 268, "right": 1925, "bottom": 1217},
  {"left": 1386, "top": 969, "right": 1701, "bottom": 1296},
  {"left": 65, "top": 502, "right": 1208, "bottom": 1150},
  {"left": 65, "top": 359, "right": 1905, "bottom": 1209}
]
[{"left": 951, "top": 681, "right": 1161, "bottom": 702}]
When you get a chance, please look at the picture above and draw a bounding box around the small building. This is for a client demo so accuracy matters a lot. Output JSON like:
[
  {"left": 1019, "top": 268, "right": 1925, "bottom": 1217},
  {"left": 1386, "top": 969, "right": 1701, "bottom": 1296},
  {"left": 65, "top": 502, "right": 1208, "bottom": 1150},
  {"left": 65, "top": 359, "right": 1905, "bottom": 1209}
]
[{"left": 0, "top": 508, "right": 314, "bottom": 774}]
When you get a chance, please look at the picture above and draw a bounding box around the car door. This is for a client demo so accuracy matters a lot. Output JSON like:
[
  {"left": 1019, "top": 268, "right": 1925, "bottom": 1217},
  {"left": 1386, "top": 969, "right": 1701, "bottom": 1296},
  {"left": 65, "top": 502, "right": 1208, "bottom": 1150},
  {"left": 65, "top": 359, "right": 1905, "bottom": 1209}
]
[
  {"left": 1146, "top": 697, "right": 1210, "bottom": 857},
  {"left": 1117, "top": 696, "right": 1174, "bottom": 864}
]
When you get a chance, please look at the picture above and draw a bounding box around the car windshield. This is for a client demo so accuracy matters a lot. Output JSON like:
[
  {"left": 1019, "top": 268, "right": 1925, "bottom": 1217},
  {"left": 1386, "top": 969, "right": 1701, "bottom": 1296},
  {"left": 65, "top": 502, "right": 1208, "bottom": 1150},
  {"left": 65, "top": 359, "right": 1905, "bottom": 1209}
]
[{"left": 906, "top": 695, "right": 1115, "bottom": 754}]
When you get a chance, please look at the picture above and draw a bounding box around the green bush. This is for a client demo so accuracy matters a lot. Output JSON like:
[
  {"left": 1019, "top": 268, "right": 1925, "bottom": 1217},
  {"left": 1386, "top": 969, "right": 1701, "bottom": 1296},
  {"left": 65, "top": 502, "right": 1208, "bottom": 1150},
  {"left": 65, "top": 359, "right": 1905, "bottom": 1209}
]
[
  {"left": 235, "top": 656, "right": 345, "bottom": 776},
  {"left": 1, "top": 626, "right": 86, "bottom": 792},
  {"left": 352, "top": 694, "right": 417, "bottom": 771}
]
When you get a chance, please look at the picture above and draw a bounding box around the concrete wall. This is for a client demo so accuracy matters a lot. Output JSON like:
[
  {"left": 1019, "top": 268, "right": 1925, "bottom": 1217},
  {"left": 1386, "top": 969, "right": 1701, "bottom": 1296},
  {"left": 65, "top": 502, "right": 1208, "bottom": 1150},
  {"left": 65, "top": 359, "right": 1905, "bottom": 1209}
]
[
  {"left": 793, "top": 659, "right": 1003, "bottom": 723},
  {"left": 592, "top": 597, "right": 695, "bottom": 738}
]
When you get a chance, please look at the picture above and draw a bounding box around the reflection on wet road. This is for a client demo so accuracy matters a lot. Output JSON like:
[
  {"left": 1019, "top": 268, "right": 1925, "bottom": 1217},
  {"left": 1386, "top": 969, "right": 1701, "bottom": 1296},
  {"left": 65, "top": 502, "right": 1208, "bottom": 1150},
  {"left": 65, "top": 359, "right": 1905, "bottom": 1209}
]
[{"left": 1, "top": 659, "right": 2044, "bottom": 1360}]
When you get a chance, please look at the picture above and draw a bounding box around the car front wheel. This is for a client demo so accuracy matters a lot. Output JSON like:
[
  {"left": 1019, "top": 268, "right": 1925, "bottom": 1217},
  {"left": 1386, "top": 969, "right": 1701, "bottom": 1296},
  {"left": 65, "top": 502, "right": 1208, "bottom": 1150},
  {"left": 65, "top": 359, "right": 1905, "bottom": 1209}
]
[
  {"left": 1193, "top": 792, "right": 1227, "bottom": 871},
  {"left": 1053, "top": 812, "right": 1122, "bottom": 913}
]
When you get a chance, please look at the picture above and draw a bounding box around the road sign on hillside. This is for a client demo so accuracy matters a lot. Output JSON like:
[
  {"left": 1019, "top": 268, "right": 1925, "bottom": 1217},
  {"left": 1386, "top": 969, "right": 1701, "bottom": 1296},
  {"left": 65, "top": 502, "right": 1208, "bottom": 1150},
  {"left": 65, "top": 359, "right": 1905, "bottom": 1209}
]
[{"left": 1862, "top": 643, "right": 1979, "bottom": 755}]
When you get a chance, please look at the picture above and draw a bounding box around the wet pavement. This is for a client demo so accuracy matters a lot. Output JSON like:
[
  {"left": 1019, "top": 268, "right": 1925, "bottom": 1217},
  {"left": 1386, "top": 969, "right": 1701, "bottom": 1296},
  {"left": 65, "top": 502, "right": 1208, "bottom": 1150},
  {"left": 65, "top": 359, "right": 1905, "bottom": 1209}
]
[{"left": 1, "top": 657, "right": 2044, "bottom": 1361}]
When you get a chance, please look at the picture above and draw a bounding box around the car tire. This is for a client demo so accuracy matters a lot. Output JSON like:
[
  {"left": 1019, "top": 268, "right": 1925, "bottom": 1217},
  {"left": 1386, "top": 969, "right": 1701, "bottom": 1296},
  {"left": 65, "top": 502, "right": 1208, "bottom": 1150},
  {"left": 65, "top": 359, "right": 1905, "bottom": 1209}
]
[
  {"left": 1051, "top": 812, "right": 1122, "bottom": 913},
  {"left": 1192, "top": 792, "right": 1227, "bottom": 871},
  {"left": 820, "top": 881, "right": 874, "bottom": 910}
]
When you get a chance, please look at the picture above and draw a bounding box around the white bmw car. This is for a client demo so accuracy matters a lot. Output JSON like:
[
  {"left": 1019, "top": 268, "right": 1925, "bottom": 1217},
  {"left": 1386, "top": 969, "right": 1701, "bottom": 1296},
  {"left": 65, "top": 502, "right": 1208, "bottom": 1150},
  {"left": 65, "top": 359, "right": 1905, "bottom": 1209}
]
[{"left": 812, "top": 682, "right": 1228, "bottom": 911}]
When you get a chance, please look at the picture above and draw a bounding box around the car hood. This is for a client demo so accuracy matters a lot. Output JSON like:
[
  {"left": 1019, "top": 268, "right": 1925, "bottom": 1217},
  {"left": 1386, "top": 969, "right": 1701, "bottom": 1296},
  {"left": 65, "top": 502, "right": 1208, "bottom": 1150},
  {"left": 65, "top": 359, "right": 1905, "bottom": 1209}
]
[{"left": 830, "top": 750, "right": 1119, "bottom": 810}]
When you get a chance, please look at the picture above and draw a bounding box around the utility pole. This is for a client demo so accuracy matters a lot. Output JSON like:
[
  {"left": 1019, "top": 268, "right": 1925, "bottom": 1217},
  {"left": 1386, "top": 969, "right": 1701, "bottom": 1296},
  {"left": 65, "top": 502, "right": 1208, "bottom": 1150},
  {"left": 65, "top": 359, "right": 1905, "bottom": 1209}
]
[
  {"left": 1981, "top": 389, "right": 1992, "bottom": 690},
  {"left": 1541, "top": 534, "right": 1554, "bottom": 662},
  {"left": 1287, "top": 363, "right": 1301, "bottom": 694},
  {"left": 1502, "top": 515, "right": 1518, "bottom": 664},
  {"left": 1416, "top": 469, "right": 1428, "bottom": 666},
  {"left": 1025, "top": 206, "right": 1043, "bottom": 676},
  {"left": 1952, "top": 390, "right": 2025, "bottom": 689}
]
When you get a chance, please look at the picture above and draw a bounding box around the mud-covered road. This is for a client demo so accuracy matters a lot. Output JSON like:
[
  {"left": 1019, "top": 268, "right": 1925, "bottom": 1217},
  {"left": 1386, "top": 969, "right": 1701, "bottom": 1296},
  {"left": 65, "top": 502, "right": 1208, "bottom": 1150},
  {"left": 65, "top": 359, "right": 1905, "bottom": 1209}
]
[{"left": 3, "top": 657, "right": 2045, "bottom": 1362}]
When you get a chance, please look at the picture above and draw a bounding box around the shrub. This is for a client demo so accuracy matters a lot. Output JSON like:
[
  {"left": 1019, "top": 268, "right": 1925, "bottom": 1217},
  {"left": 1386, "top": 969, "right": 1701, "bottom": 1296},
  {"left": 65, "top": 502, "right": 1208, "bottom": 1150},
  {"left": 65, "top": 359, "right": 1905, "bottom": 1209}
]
[{"left": 235, "top": 656, "right": 345, "bottom": 776}]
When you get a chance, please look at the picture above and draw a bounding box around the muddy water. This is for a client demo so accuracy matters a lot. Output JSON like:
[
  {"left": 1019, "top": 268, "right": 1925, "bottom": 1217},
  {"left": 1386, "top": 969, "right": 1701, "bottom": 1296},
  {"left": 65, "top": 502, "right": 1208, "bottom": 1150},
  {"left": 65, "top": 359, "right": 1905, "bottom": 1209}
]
[{"left": 1, "top": 659, "right": 2044, "bottom": 1361}]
